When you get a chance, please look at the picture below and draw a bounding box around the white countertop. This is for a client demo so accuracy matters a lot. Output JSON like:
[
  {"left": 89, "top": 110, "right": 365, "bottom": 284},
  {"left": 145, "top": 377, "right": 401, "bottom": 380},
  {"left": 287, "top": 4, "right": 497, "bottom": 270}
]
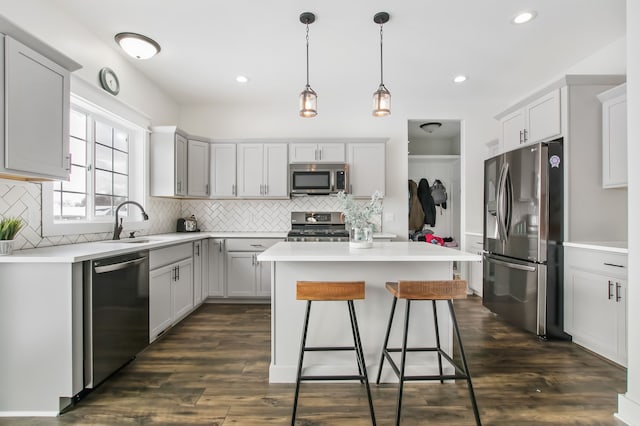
[
  {"left": 0, "top": 232, "right": 287, "bottom": 264},
  {"left": 564, "top": 241, "right": 628, "bottom": 254},
  {"left": 258, "top": 241, "right": 481, "bottom": 262}
]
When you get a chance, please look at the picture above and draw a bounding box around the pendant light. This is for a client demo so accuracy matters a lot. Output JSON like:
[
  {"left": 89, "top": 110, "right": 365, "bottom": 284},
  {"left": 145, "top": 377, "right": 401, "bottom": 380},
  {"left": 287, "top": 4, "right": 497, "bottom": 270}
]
[
  {"left": 299, "top": 12, "right": 317, "bottom": 118},
  {"left": 372, "top": 12, "right": 391, "bottom": 117}
]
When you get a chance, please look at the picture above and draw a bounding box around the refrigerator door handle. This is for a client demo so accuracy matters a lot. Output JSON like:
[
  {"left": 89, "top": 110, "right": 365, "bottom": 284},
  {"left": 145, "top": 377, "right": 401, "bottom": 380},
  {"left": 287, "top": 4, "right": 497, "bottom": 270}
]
[
  {"left": 504, "top": 165, "right": 513, "bottom": 239},
  {"left": 496, "top": 163, "right": 509, "bottom": 241},
  {"left": 486, "top": 256, "right": 536, "bottom": 272}
]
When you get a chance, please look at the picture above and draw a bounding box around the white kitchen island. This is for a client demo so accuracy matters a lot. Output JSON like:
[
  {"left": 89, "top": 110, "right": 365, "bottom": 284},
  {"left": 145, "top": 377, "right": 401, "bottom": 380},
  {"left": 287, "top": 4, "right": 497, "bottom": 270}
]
[{"left": 257, "top": 241, "right": 481, "bottom": 383}]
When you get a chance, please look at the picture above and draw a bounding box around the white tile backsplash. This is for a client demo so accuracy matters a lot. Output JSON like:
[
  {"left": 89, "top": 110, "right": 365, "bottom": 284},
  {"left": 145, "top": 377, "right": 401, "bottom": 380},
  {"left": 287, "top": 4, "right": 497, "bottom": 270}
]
[
  {"left": 182, "top": 197, "right": 382, "bottom": 232},
  {"left": 0, "top": 178, "right": 381, "bottom": 249}
]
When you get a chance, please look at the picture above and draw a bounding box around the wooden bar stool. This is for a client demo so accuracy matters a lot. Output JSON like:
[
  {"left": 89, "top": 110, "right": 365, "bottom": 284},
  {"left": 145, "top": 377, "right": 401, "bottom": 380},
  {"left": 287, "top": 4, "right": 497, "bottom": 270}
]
[
  {"left": 292, "top": 281, "right": 376, "bottom": 426},
  {"left": 375, "top": 280, "right": 481, "bottom": 426}
]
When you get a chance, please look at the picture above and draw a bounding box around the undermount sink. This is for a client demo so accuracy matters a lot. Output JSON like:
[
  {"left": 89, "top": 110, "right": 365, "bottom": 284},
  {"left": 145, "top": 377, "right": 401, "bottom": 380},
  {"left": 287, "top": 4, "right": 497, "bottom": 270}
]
[{"left": 105, "top": 238, "right": 152, "bottom": 244}]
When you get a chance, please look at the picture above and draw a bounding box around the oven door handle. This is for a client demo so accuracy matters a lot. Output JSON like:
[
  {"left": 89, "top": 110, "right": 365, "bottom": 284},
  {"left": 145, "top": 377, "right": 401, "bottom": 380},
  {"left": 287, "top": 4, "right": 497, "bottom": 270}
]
[{"left": 94, "top": 257, "right": 146, "bottom": 274}]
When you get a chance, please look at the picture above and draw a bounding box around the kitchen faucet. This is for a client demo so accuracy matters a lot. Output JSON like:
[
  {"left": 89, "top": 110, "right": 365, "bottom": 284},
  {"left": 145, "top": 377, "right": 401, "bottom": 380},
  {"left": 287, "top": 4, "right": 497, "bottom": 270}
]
[{"left": 112, "top": 201, "right": 149, "bottom": 240}]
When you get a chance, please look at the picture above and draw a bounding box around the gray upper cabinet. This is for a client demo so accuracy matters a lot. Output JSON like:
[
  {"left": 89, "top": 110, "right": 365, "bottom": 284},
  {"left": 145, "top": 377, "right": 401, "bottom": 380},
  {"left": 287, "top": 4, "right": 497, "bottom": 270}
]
[
  {"left": 150, "top": 127, "right": 211, "bottom": 198},
  {"left": 0, "top": 33, "right": 80, "bottom": 180}
]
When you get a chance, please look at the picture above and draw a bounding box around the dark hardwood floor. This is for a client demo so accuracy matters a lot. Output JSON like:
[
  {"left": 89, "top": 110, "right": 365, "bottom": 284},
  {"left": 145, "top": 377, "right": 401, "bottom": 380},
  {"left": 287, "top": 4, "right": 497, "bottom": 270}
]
[{"left": 2, "top": 296, "right": 626, "bottom": 425}]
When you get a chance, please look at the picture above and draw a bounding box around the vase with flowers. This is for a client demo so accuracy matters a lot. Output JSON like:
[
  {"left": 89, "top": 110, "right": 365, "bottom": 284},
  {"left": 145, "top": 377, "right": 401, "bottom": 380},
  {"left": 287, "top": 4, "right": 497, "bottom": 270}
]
[
  {"left": 0, "top": 217, "right": 24, "bottom": 255},
  {"left": 336, "top": 190, "right": 383, "bottom": 249}
]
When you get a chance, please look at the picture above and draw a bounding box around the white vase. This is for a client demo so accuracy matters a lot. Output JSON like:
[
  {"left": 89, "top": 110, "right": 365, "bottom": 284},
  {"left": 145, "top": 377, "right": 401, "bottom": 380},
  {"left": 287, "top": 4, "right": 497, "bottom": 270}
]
[
  {"left": 349, "top": 225, "right": 373, "bottom": 249},
  {"left": 0, "top": 240, "right": 14, "bottom": 256}
]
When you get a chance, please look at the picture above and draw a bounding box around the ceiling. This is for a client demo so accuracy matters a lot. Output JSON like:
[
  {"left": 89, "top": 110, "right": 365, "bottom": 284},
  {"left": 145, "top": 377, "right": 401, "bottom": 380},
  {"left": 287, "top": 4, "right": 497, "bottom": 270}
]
[{"left": 55, "top": 0, "right": 626, "bottom": 108}]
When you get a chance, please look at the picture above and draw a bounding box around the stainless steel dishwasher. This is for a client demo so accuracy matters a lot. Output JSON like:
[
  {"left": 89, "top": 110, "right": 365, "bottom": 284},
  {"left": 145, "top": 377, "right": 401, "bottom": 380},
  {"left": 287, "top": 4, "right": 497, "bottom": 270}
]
[{"left": 84, "top": 250, "right": 149, "bottom": 388}]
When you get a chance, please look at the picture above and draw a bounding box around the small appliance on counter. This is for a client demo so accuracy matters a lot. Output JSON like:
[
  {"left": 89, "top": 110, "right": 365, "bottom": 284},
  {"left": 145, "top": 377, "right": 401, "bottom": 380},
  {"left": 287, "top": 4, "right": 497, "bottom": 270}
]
[{"left": 177, "top": 215, "right": 199, "bottom": 232}]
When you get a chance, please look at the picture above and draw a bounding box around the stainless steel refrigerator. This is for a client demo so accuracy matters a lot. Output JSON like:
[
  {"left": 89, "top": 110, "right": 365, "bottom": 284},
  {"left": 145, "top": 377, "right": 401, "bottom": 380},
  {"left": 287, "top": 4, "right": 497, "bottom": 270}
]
[{"left": 483, "top": 138, "right": 570, "bottom": 340}]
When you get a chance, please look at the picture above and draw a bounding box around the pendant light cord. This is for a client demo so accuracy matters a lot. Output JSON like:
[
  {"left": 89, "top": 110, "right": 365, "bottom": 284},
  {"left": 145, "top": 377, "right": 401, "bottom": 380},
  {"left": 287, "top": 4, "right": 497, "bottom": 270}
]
[
  {"left": 379, "top": 24, "right": 384, "bottom": 86},
  {"left": 306, "top": 24, "right": 310, "bottom": 87}
]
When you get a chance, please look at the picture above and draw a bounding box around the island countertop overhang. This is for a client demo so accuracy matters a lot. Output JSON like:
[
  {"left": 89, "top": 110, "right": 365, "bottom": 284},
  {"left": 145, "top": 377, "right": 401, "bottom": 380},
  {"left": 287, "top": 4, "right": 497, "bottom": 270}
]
[{"left": 257, "top": 241, "right": 482, "bottom": 262}]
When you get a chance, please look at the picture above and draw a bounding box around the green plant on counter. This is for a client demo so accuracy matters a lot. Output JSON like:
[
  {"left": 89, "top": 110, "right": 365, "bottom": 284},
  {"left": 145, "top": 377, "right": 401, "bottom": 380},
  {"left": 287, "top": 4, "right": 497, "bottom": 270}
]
[{"left": 0, "top": 217, "right": 24, "bottom": 240}]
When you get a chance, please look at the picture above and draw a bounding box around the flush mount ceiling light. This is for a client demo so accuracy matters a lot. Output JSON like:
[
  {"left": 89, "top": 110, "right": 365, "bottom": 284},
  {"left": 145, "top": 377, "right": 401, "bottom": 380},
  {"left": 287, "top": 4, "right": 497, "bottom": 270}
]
[
  {"left": 512, "top": 10, "right": 537, "bottom": 24},
  {"left": 420, "top": 122, "right": 442, "bottom": 133},
  {"left": 453, "top": 75, "right": 467, "bottom": 83},
  {"left": 236, "top": 75, "right": 249, "bottom": 84},
  {"left": 114, "top": 32, "right": 161, "bottom": 59},
  {"left": 372, "top": 12, "right": 391, "bottom": 117},
  {"left": 299, "top": 12, "right": 317, "bottom": 118}
]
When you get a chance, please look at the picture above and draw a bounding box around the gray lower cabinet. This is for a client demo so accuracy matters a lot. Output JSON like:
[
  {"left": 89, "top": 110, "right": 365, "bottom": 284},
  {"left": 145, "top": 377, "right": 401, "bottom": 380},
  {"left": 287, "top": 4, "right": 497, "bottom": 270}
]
[
  {"left": 208, "top": 239, "right": 226, "bottom": 297},
  {"left": 193, "top": 239, "right": 209, "bottom": 305},
  {"left": 222, "top": 238, "right": 281, "bottom": 299},
  {"left": 149, "top": 243, "right": 194, "bottom": 342}
]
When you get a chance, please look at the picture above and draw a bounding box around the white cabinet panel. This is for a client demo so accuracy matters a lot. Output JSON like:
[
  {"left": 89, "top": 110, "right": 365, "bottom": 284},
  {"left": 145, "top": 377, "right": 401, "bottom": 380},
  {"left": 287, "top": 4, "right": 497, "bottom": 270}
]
[
  {"left": 237, "top": 143, "right": 288, "bottom": 198},
  {"left": 347, "top": 143, "right": 385, "bottom": 197},
  {"left": 226, "top": 252, "right": 256, "bottom": 297},
  {"left": 172, "top": 258, "right": 194, "bottom": 321},
  {"left": 564, "top": 246, "right": 627, "bottom": 366},
  {"left": 187, "top": 139, "right": 210, "bottom": 197},
  {"left": 500, "top": 110, "right": 526, "bottom": 152},
  {"left": 208, "top": 239, "right": 225, "bottom": 297},
  {"left": 210, "top": 144, "right": 237, "bottom": 196},
  {"left": 598, "top": 84, "right": 627, "bottom": 188},
  {"left": 289, "top": 143, "right": 344, "bottom": 163},
  {"left": 2, "top": 35, "right": 71, "bottom": 180},
  {"left": 149, "top": 264, "right": 174, "bottom": 341},
  {"left": 175, "top": 134, "right": 188, "bottom": 196}
]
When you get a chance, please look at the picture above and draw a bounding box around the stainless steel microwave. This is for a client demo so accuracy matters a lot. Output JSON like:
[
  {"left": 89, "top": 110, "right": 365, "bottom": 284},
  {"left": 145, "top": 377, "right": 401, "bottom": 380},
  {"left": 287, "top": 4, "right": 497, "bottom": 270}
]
[{"left": 289, "top": 163, "right": 349, "bottom": 195}]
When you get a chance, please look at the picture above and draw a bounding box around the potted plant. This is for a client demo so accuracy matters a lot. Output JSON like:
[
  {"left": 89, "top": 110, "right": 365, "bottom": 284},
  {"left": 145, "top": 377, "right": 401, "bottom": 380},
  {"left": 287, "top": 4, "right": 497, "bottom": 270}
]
[
  {"left": 0, "top": 217, "right": 24, "bottom": 255},
  {"left": 336, "top": 191, "right": 383, "bottom": 249}
]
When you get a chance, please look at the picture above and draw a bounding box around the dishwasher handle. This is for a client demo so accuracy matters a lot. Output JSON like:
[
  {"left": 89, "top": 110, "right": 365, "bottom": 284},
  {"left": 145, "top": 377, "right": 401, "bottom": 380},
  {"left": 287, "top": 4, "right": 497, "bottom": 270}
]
[
  {"left": 94, "top": 257, "right": 147, "bottom": 274},
  {"left": 485, "top": 255, "right": 536, "bottom": 272}
]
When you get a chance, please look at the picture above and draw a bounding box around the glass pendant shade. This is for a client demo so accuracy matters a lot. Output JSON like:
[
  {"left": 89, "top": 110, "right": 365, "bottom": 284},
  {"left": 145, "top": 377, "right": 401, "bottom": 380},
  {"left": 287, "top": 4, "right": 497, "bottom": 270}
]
[
  {"left": 372, "top": 84, "right": 391, "bottom": 116},
  {"left": 299, "top": 85, "right": 317, "bottom": 118}
]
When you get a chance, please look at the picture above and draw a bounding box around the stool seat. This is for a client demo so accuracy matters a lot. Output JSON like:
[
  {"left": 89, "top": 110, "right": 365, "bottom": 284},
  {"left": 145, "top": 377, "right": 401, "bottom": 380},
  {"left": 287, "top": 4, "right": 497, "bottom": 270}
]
[
  {"left": 292, "top": 280, "right": 375, "bottom": 425},
  {"left": 297, "top": 280, "right": 365, "bottom": 301},
  {"left": 377, "top": 279, "right": 481, "bottom": 426},
  {"left": 385, "top": 279, "right": 467, "bottom": 300}
]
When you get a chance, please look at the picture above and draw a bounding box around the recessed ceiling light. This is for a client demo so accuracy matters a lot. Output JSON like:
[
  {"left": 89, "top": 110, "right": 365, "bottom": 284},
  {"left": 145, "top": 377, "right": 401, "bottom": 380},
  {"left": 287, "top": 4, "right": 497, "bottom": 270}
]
[
  {"left": 114, "top": 32, "right": 161, "bottom": 59},
  {"left": 512, "top": 11, "right": 537, "bottom": 24},
  {"left": 453, "top": 75, "right": 467, "bottom": 83},
  {"left": 236, "top": 75, "right": 249, "bottom": 83}
]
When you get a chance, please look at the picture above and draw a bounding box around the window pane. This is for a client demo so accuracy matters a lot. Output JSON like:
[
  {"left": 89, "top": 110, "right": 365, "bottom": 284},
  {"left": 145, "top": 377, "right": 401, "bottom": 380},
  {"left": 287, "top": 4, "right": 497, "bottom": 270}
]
[
  {"left": 61, "top": 192, "right": 86, "bottom": 219},
  {"left": 62, "top": 165, "right": 87, "bottom": 193},
  {"left": 70, "top": 138, "right": 86, "bottom": 167},
  {"left": 95, "top": 144, "right": 113, "bottom": 171},
  {"left": 95, "top": 121, "right": 113, "bottom": 147},
  {"left": 95, "top": 169, "right": 113, "bottom": 195},
  {"left": 114, "top": 130, "right": 128, "bottom": 152},
  {"left": 113, "top": 173, "right": 128, "bottom": 197},
  {"left": 95, "top": 195, "right": 115, "bottom": 217},
  {"left": 52, "top": 190, "right": 62, "bottom": 219},
  {"left": 114, "top": 196, "right": 128, "bottom": 217},
  {"left": 113, "top": 150, "right": 128, "bottom": 174},
  {"left": 70, "top": 110, "right": 86, "bottom": 140}
]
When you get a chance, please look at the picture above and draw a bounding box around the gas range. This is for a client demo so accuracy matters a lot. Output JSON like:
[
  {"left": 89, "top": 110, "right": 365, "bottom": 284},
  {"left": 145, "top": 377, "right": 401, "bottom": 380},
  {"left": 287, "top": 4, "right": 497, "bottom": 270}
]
[{"left": 286, "top": 212, "right": 349, "bottom": 242}]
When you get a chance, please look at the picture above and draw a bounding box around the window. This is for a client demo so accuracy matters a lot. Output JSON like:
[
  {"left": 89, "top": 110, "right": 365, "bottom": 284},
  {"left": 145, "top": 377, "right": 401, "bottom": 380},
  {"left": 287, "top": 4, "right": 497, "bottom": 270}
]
[{"left": 42, "top": 94, "right": 147, "bottom": 237}]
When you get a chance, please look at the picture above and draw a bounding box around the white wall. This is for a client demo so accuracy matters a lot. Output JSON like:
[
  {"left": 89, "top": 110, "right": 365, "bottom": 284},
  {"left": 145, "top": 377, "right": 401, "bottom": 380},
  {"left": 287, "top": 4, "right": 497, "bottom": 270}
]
[
  {"left": 617, "top": 3, "right": 640, "bottom": 423},
  {"left": 0, "top": 0, "right": 179, "bottom": 123}
]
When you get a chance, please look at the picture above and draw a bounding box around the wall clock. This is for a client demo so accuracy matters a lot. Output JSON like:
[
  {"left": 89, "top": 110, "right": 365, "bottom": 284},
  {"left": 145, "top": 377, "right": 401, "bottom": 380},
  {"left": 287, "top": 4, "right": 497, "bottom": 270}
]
[{"left": 99, "top": 67, "right": 120, "bottom": 95}]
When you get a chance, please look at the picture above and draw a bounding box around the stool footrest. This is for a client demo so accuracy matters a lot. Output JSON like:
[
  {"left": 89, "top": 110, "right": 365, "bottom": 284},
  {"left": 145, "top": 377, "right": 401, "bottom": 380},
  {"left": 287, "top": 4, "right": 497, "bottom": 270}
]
[
  {"left": 382, "top": 348, "right": 468, "bottom": 380},
  {"left": 300, "top": 375, "right": 366, "bottom": 381},
  {"left": 304, "top": 346, "right": 356, "bottom": 352}
]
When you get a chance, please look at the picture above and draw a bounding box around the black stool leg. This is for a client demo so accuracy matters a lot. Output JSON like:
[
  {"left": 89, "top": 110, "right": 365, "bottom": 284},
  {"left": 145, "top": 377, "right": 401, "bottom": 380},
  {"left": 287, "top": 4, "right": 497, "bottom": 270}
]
[
  {"left": 347, "top": 302, "right": 365, "bottom": 384},
  {"left": 376, "top": 295, "right": 398, "bottom": 384},
  {"left": 291, "top": 300, "right": 312, "bottom": 426},
  {"left": 395, "top": 299, "right": 411, "bottom": 426},
  {"left": 348, "top": 300, "right": 376, "bottom": 426},
  {"left": 432, "top": 300, "right": 444, "bottom": 384},
  {"left": 448, "top": 300, "right": 482, "bottom": 426}
]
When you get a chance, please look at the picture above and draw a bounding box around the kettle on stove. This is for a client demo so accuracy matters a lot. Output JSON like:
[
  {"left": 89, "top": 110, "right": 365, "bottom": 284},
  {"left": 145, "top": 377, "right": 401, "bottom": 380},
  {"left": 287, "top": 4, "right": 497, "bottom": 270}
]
[{"left": 177, "top": 215, "right": 199, "bottom": 232}]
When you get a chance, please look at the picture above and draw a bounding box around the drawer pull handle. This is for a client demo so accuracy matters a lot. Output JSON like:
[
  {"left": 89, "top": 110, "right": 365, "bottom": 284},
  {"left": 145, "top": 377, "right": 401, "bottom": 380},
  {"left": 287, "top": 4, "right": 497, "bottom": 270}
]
[
  {"left": 616, "top": 282, "right": 622, "bottom": 302},
  {"left": 608, "top": 280, "right": 613, "bottom": 300},
  {"left": 604, "top": 262, "right": 625, "bottom": 268}
]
